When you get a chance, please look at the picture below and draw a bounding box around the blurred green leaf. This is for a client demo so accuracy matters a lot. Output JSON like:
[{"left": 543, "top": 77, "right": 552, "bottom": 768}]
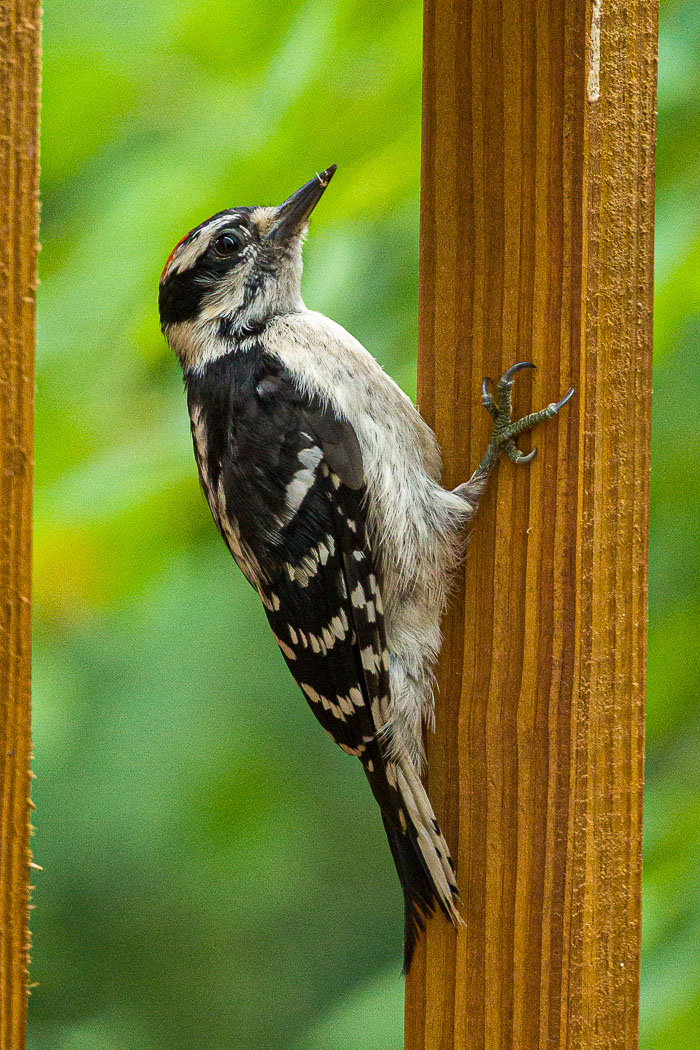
[{"left": 294, "top": 968, "right": 404, "bottom": 1050}]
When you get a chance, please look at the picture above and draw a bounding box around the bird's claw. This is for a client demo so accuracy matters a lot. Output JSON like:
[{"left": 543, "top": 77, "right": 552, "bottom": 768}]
[
  {"left": 508, "top": 444, "right": 537, "bottom": 465},
  {"left": 500, "top": 360, "right": 536, "bottom": 384},
  {"left": 553, "top": 386, "right": 575, "bottom": 413},
  {"left": 481, "top": 377, "right": 498, "bottom": 420},
  {"left": 477, "top": 363, "right": 574, "bottom": 476}
]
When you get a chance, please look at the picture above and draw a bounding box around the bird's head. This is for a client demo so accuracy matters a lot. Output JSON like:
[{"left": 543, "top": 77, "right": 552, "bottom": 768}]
[{"left": 159, "top": 164, "right": 336, "bottom": 369}]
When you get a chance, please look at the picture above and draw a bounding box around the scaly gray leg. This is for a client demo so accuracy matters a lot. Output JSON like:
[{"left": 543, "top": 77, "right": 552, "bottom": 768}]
[{"left": 454, "top": 361, "right": 573, "bottom": 503}]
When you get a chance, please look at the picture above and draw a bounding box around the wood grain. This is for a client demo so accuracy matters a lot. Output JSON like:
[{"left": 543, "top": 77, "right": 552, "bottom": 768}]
[
  {"left": 406, "top": 1, "right": 656, "bottom": 1048},
  {"left": 0, "top": 2, "right": 40, "bottom": 1046}
]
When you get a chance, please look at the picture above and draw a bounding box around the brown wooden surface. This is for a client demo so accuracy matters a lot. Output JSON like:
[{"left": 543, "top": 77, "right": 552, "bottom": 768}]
[
  {"left": 0, "top": 1, "right": 40, "bottom": 1046},
  {"left": 406, "top": 1, "right": 656, "bottom": 1048}
]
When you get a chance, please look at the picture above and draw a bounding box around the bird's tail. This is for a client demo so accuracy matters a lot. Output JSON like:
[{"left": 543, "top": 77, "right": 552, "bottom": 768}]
[{"left": 380, "top": 758, "right": 462, "bottom": 972}]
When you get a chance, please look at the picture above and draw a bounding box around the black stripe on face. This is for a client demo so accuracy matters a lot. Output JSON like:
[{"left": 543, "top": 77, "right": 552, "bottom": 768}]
[
  {"left": 159, "top": 266, "right": 209, "bottom": 325},
  {"left": 158, "top": 207, "right": 258, "bottom": 327}
]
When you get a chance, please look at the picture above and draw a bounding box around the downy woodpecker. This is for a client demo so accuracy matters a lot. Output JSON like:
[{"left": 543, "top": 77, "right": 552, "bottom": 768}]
[{"left": 159, "top": 165, "right": 573, "bottom": 970}]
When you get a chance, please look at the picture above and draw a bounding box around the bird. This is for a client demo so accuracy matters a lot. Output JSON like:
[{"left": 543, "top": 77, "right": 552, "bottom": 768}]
[{"left": 158, "top": 164, "right": 573, "bottom": 971}]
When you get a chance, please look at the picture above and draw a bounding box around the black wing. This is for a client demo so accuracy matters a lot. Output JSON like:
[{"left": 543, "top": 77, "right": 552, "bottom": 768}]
[
  {"left": 187, "top": 351, "right": 392, "bottom": 773},
  {"left": 257, "top": 407, "right": 395, "bottom": 790},
  {"left": 187, "top": 351, "right": 459, "bottom": 969},
  {"left": 250, "top": 374, "right": 460, "bottom": 970}
]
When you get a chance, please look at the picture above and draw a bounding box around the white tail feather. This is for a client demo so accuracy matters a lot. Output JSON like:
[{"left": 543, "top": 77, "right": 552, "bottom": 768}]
[{"left": 395, "top": 760, "right": 463, "bottom": 927}]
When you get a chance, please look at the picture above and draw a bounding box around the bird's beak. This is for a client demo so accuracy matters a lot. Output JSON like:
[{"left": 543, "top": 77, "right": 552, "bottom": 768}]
[{"left": 268, "top": 165, "right": 337, "bottom": 244}]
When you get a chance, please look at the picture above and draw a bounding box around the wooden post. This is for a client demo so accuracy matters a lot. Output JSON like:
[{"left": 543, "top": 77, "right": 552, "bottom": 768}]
[
  {"left": 406, "top": 2, "right": 656, "bottom": 1049},
  {"left": 0, "top": 2, "right": 41, "bottom": 1047}
]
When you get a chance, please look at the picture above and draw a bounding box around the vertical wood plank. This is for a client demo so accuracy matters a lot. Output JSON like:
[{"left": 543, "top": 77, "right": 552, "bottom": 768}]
[
  {"left": 0, "top": 2, "right": 40, "bottom": 1047},
  {"left": 406, "top": 1, "right": 656, "bottom": 1048}
]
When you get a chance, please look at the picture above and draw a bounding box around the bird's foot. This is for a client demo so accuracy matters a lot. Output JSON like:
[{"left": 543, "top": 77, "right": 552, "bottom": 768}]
[{"left": 477, "top": 362, "right": 574, "bottom": 477}]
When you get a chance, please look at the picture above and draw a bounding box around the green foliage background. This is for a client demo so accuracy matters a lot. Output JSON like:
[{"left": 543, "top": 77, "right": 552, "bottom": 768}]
[{"left": 29, "top": 2, "right": 698, "bottom": 1047}]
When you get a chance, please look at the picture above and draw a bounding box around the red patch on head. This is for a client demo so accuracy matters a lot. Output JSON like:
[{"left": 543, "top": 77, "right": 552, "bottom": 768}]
[{"left": 160, "top": 230, "right": 191, "bottom": 283}]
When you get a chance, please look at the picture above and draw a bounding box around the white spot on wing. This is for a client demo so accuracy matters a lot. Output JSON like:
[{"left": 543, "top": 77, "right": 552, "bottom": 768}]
[
  {"left": 349, "top": 687, "right": 364, "bottom": 707},
  {"left": 274, "top": 635, "right": 296, "bottom": 660},
  {"left": 300, "top": 683, "right": 349, "bottom": 723},
  {"left": 331, "top": 615, "right": 346, "bottom": 641},
  {"left": 351, "top": 583, "right": 366, "bottom": 608},
  {"left": 260, "top": 590, "right": 281, "bottom": 612},
  {"left": 298, "top": 446, "right": 323, "bottom": 469},
  {"left": 214, "top": 479, "right": 262, "bottom": 587},
  {"left": 279, "top": 446, "right": 323, "bottom": 525},
  {"left": 284, "top": 469, "right": 315, "bottom": 516},
  {"left": 339, "top": 741, "right": 366, "bottom": 757},
  {"left": 361, "top": 647, "right": 382, "bottom": 673},
  {"left": 337, "top": 693, "right": 354, "bottom": 715}
]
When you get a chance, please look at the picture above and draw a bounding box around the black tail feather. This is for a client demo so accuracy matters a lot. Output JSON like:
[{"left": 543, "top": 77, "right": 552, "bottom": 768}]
[{"left": 382, "top": 814, "right": 439, "bottom": 973}]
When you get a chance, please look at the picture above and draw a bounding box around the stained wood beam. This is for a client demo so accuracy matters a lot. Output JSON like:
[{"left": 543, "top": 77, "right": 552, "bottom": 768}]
[
  {"left": 0, "top": 2, "right": 41, "bottom": 1047},
  {"left": 406, "top": 2, "right": 656, "bottom": 1048}
]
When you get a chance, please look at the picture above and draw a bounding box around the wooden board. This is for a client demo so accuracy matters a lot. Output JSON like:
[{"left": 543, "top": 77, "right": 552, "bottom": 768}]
[
  {"left": 0, "top": 2, "right": 41, "bottom": 1047},
  {"left": 405, "top": 1, "right": 657, "bottom": 1047}
]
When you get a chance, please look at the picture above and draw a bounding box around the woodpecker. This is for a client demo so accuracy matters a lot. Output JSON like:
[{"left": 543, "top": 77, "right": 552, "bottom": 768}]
[{"left": 159, "top": 165, "right": 573, "bottom": 971}]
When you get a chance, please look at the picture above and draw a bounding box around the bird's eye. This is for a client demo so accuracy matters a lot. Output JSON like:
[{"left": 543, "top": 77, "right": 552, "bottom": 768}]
[{"left": 213, "top": 230, "right": 245, "bottom": 257}]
